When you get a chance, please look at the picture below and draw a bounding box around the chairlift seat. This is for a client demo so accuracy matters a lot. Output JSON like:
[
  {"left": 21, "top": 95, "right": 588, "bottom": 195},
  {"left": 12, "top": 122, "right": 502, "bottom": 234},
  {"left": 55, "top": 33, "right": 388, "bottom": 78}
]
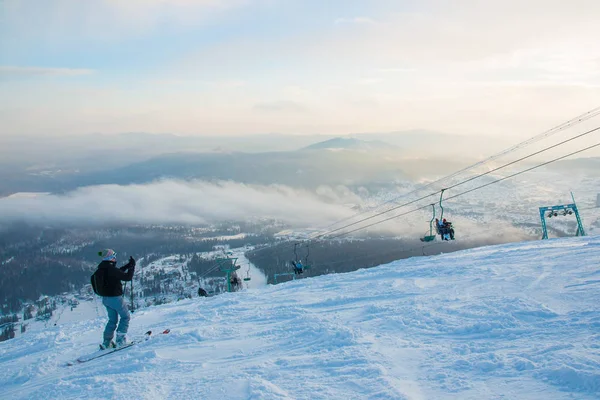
[{"left": 420, "top": 235, "right": 436, "bottom": 242}]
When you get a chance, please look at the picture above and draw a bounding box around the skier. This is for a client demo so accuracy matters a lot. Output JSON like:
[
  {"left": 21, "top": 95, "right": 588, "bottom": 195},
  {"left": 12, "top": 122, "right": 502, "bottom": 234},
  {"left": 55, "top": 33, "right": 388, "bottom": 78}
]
[
  {"left": 442, "top": 218, "right": 455, "bottom": 240},
  {"left": 91, "top": 249, "right": 136, "bottom": 349},
  {"left": 292, "top": 260, "right": 304, "bottom": 275},
  {"left": 230, "top": 272, "right": 242, "bottom": 290},
  {"left": 435, "top": 218, "right": 447, "bottom": 240}
]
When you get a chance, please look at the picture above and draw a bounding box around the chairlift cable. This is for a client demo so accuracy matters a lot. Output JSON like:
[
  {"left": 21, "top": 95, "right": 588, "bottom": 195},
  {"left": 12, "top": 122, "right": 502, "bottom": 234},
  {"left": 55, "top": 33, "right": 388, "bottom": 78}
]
[
  {"left": 306, "top": 224, "right": 501, "bottom": 270},
  {"left": 255, "top": 115, "right": 600, "bottom": 277},
  {"left": 314, "top": 107, "right": 600, "bottom": 234},
  {"left": 327, "top": 140, "right": 600, "bottom": 239},
  {"left": 317, "top": 125, "right": 600, "bottom": 239}
]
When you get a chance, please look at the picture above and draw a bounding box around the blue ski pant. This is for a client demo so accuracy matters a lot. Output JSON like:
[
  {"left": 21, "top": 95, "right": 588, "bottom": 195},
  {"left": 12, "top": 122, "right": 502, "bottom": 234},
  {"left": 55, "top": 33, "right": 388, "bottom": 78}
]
[{"left": 102, "top": 296, "right": 130, "bottom": 342}]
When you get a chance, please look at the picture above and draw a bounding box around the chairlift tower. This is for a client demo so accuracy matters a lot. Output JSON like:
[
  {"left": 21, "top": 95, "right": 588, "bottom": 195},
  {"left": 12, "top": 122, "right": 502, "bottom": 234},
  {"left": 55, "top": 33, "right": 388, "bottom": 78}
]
[
  {"left": 215, "top": 257, "right": 240, "bottom": 293},
  {"left": 539, "top": 193, "right": 585, "bottom": 240}
]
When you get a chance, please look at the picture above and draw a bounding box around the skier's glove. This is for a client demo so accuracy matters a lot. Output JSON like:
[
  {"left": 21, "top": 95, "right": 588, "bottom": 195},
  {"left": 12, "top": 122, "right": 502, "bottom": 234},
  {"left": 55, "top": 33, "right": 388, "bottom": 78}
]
[{"left": 128, "top": 256, "right": 136, "bottom": 269}]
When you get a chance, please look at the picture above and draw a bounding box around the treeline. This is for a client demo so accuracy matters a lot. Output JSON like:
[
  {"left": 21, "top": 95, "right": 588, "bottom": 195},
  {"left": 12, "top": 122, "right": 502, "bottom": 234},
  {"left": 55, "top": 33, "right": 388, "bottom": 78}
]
[
  {"left": 0, "top": 323, "right": 17, "bottom": 342},
  {"left": 139, "top": 268, "right": 184, "bottom": 297},
  {"left": 187, "top": 254, "right": 232, "bottom": 279},
  {"left": 0, "top": 255, "right": 90, "bottom": 314},
  {"left": 0, "top": 314, "right": 19, "bottom": 341},
  {"left": 51, "top": 228, "right": 273, "bottom": 263},
  {"left": 0, "top": 222, "right": 276, "bottom": 313},
  {"left": 0, "top": 297, "right": 59, "bottom": 342},
  {"left": 246, "top": 237, "right": 503, "bottom": 284}
]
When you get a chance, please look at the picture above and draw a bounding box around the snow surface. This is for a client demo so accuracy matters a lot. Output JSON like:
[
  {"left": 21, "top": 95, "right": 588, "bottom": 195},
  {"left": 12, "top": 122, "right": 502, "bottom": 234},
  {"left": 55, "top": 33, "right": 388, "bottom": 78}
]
[{"left": 1, "top": 236, "right": 600, "bottom": 399}]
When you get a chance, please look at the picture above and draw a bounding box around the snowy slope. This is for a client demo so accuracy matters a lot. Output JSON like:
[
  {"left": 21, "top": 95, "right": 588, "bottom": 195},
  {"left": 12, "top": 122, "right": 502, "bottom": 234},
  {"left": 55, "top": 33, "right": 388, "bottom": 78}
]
[{"left": 1, "top": 236, "right": 600, "bottom": 400}]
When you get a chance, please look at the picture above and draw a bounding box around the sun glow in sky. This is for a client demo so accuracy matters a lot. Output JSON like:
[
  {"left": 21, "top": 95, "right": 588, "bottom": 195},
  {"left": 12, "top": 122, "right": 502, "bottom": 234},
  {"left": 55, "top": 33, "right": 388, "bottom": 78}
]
[{"left": 1, "top": 0, "right": 600, "bottom": 137}]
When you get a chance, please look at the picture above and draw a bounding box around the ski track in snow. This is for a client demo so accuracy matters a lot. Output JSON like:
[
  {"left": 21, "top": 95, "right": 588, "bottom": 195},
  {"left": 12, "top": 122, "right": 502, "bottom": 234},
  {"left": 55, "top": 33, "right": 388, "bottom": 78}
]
[{"left": 1, "top": 236, "right": 600, "bottom": 399}]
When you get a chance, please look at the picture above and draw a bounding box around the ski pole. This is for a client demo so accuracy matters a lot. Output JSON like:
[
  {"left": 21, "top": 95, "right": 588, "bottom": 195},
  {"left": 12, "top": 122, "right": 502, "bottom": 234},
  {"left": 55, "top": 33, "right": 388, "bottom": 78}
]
[{"left": 130, "top": 274, "right": 135, "bottom": 313}]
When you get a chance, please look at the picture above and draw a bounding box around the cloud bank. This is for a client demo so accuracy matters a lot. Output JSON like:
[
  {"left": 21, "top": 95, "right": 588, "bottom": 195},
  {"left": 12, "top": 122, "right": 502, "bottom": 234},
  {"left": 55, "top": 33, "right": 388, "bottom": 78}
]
[{"left": 0, "top": 180, "right": 358, "bottom": 227}]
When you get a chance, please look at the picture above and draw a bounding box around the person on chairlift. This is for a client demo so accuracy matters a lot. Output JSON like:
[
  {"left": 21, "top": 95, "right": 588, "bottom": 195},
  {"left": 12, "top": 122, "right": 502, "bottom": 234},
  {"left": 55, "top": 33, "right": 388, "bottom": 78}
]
[
  {"left": 442, "top": 218, "right": 455, "bottom": 240},
  {"left": 435, "top": 218, "right": 447, "bottom": 240},
  {"left": 292, "top": 260, "right": 304, "bottom": 275}
]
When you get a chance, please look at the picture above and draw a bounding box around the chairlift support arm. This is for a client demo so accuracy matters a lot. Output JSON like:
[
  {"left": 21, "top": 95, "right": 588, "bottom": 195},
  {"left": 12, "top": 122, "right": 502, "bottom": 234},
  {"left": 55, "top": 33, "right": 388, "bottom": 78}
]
[{"left": 439, "top": 189, "right": 446, "bottom": 221}]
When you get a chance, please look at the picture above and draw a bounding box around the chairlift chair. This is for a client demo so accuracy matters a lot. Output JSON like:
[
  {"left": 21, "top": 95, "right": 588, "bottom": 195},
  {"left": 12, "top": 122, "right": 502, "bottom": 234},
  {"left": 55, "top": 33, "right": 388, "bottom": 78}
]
[
  {"left": 303, "top": 244, "right": 311, "bottom": 270},
  {"left": 291, "top": 243, "right": 311, "bottom": 274},
  {"left": 420, "top": 203, "right": 437, "bottom": 242},
  {"left": 438, "top": 189, "right": 455, "bottom": 241}
]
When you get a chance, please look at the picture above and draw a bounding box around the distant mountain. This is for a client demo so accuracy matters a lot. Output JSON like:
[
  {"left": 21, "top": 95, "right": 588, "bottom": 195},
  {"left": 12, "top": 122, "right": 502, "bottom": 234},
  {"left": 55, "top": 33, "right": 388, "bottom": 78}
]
[
  {"left": 301, "top": 137, "right": 397, "bottom": 152},
  {"left": 0, "top": 136, "right": 482, "bottom": 196},
  {"left": 0, "top": 130, "right": 506, "bottom": 196},
  {"left": 55, "top": 149, "right": 413, "bottom": 191}
]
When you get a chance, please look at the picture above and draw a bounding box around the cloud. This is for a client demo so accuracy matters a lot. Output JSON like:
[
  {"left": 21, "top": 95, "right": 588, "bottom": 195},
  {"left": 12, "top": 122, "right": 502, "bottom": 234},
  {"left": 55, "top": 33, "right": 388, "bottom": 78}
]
[
  {"left": 104, "top": 0, "right": 249, "bottom": 28},
  {"left": 0, "top": 0, "right": 250, "bottom": 44},
  {"left": 315, "top": 185, "right": 364, "bottom": 204},
  {"left": 376, "top": 68, "right": 416, "bottom": 73},
  {"left": 474, "top": 47, "right": 600, "bottom": 85},
  {"left": 0, "top": 180, "right": 356, "bottom": 227},
  {"left": 334, "top": 17, "right": 378, "bottom": 25},
  {"left": 3, "top": 1, "right": 600, "bottom": 137},
  {"left": 253, "top": 101, "right": 309, "bottom": 113},
  {"left": 0, "top": 180, "right": 502, "bottom": 239},
  {"left": 151, "top": 78, "right": 246, "bottom": 88},
  {"left": 0, "top": 66, "right": 95, "bottom": 77},
  {"left": 357, "top": 78, "right": 383, "bottom": 85},
  {"left": 109, "top": 0, "right": 229, "bottom": 6},
  {"left": 107, "top": 0, "right": 241, "bottom": 8}
]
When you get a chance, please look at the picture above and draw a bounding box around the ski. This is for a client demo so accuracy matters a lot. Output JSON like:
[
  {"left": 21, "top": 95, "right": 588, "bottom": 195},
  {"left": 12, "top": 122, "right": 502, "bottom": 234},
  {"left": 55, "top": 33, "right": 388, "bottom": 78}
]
[
  {"left": 71, "top": 342, "right": 137, "bottom": 365},
  {"left": 145, "top": 328, "right": 171, "bottom": 337},
  {"left": 66, "top": 329, "right": 170, "bottom": 366}
]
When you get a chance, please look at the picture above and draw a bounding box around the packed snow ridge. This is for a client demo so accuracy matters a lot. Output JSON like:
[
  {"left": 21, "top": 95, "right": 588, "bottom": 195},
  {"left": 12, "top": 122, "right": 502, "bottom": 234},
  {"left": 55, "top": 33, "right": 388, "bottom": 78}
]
[{"left": 1, "top": 236, "right": 600, "bottom": 399}]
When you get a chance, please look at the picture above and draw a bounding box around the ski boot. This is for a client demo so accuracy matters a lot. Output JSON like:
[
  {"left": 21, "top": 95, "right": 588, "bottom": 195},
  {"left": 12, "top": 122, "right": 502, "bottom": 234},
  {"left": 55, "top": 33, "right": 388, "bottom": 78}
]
[
  {"left": 100, "top": 340, "right": 116, "bottom": 350},
  {"left": 116, "top": 333, "right": 128, "bottom": 347}
]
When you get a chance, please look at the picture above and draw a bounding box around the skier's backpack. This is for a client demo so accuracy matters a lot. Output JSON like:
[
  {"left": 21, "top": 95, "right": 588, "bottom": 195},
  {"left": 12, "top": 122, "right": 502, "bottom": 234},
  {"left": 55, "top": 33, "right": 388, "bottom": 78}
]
[{"left": 90, "top": 269, "right": 104, "bottom": 296}]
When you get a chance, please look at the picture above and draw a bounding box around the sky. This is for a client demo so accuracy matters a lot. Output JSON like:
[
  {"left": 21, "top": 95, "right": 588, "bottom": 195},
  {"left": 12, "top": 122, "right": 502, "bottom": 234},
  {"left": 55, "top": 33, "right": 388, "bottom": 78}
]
[{"left": 1, "top": 0, "right": 600, "bottom": 137}]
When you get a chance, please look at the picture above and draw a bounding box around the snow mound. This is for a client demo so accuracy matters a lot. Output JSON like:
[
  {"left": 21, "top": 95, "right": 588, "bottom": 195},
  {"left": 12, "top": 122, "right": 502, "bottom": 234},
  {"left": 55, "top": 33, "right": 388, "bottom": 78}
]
[{"left": 1, "top": 236, "right": 599, "bottom": 399}]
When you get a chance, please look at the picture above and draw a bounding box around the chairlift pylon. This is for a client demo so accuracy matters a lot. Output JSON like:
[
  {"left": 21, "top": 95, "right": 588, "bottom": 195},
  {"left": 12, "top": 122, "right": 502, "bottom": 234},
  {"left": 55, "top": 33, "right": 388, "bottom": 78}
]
[{"left": 539, "top": 195, "right": 585, "bottom": 240}]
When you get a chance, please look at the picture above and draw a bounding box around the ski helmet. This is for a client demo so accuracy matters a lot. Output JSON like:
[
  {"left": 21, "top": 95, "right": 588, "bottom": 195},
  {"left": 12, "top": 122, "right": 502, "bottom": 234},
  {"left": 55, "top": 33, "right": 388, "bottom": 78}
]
[{"left": 99, "top": 249, "right": 117, "bottom": 261}]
